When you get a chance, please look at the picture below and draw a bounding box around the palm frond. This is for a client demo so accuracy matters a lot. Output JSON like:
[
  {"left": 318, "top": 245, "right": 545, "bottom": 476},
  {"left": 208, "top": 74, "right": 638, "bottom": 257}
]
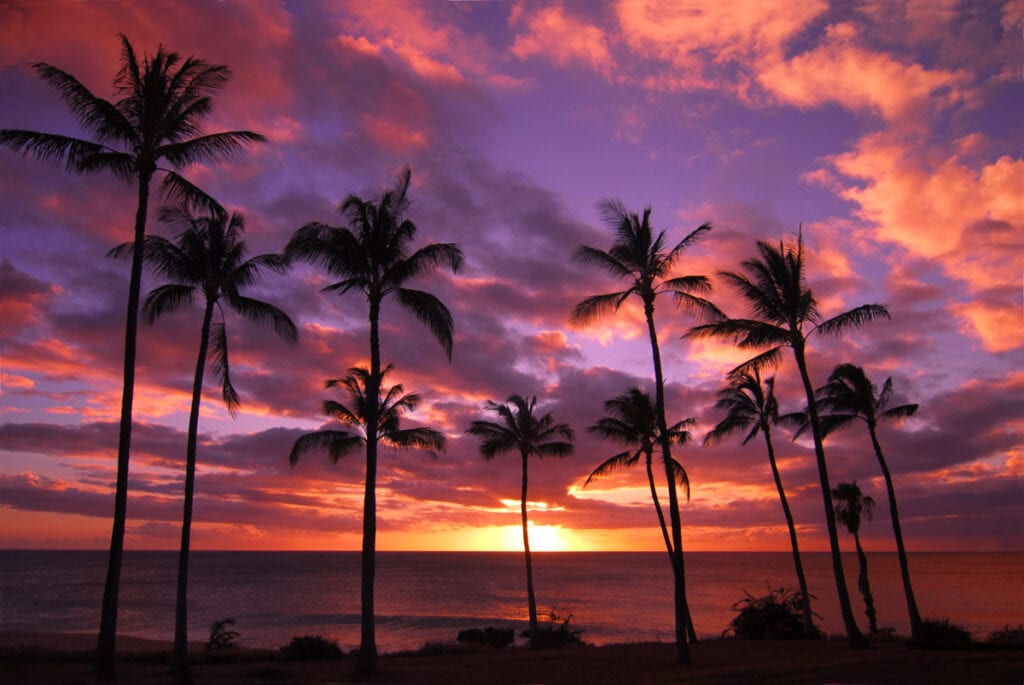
[
  {"left": 583, "top": 450, "right": 641, "bottom": 486},
  {"left": 882, "top": 403, "right": 919, "bottom": 421},
  {"left": 572, "top": 245, "right": 636, "bottom": 281},
  {"left": 228, "top": 295, "right": 299, "bottom": 343},
  {"left": 289, "top": 429, "right": 363, "bottom": 466},
  {"left": 159, "top": 131, "right": 267, "bottom": 167},
  {"left": 159, "top": 172, "right": 225, "bottom": 217},
  {"left": 141, "top": 284, "right": 196, "bottom": 323},
  {"left": 395, "top": 288, "right": 455, "bottom": 359},
  {"left": 570, "top": 290, "right": 632, "bottom": 326},
  {"left": 814, "top": 304, "right": 890, "bottom": 337},
  {"left": 209, "top": 321, "right": 240, "bottom": 415}
]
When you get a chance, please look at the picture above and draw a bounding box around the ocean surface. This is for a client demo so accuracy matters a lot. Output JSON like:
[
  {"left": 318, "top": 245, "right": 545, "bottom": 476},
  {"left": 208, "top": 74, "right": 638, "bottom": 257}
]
[{"left": 2, "top": 551, "right": 1021, "bottom": 652}]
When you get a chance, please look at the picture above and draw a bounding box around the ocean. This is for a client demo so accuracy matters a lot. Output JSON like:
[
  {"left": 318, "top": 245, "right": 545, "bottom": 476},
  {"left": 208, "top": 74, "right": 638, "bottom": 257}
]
[{"left": 1, "top": 551, "right": 1020, "bottom": 652}]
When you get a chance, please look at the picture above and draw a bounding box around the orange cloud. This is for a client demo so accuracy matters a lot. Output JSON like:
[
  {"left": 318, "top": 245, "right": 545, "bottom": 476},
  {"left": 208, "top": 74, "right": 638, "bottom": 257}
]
[{"left": 510, "top": 5, "right": 613, "bottom": 75}]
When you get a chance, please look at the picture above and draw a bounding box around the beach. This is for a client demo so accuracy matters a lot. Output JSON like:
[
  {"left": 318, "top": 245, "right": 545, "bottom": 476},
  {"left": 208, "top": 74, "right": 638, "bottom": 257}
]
[{"left": 2, "top": 631, "right": 1022, "bottom": 684}]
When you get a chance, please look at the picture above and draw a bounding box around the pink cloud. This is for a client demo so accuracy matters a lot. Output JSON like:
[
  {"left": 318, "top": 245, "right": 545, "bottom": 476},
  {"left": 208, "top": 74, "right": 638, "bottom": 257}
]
[{"left": 510, "top": 5, "right": 614, "bottom": 75}]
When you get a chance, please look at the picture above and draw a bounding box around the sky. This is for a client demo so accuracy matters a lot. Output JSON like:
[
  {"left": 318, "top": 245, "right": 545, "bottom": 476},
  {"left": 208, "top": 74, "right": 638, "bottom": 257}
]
[{"left": 0, "top": 1, "right": 1021, "bottom": 553}]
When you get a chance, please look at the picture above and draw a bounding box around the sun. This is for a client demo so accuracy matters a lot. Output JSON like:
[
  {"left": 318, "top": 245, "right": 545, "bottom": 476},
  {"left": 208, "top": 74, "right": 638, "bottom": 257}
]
[{"left": 504, "top": 523, "right": 572, "bottom": 552}]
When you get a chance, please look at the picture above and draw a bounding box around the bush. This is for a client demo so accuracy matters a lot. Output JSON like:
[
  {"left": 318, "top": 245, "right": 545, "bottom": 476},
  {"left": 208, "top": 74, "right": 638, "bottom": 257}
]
[
  {"left": 918, "top": 617, "right": 972, "bottom": 643},
  {"left": 524, "top": 610, "right": 585, "bottom": 649},
  {"left": 987, "top": 624, "right": 1024, "bottom": 645},
  {"left": 279, "top": 634, "right": 345, "bottom": 660},
  {"left": 724, "top": 585, "right": 822, "bottom": 640},
  {"left": 457, "top": 627, "right": 515, "bottom": 648},
  {"left": 205, "top": 617, "right": 240, "bottom": 651}
]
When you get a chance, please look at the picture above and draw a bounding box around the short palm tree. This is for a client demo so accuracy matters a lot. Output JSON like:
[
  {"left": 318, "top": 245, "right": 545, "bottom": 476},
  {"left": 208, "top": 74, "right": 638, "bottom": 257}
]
[
  {"left": 571, "top": 200, "right": 719, "bottom": 661},
  {"left": 832, "top": 481, "right": 878, "bottom": 634},
  {"left": 584, "top": 387, "right": 693, "bottom": 564},
  {"left": 704, "top": 371, "right": 815, "bottom": 637},
  {"left": 116, "top": 204, "right": 297, "bottom": 683},
  {"left": 285, "top": 166, "right": 462, "bottom": 675},
  {"left": 0, "top": 35, "right": 265, "bottom": 678},
  {"left": 465, "top": 395, "right": 574, "bottom": 638},
  {"left": 686, "top": 232, "right": 888, "bottom": 648},
  {"left": 815, "top": 363, "right": 921, "bottom": 637}
]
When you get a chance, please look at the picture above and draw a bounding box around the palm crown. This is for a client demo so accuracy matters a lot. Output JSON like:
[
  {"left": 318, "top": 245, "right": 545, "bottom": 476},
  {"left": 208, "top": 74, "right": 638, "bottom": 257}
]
[
  {"left": 815, "top": 363, "right": 919, "bottom": 438},
  {"left": 704, "top": 371, "right": 779, "bottom": 447},
  {"left": 467, "top": 395, "right": 575, "bottom": 461},
  {"left": 832, "top": 481, "right": 875, "bottom": 536}
]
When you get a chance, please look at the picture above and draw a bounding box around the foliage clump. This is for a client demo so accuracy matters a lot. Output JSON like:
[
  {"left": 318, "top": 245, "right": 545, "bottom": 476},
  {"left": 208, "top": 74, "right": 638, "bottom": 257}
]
[
  {"left": 524, "top": 610, "right": 585, "bottom": 649},
  {"left": 987, "top": 624, "right": 1024, "bottom": 645},
  {"left": 724, "top": 585, "right": 823, "bottom": 640},
  {"left": 917, "top": 617, "right": 973, "bottom": 643},
  {"left": 205, "top": 617, "right": 241, "bottom": 651},
  {"left": 279, "top": 634, "right": 345, "bottom": 660},
  {"left": 457, "top": 626, "right": 515, "bottom": 649}
]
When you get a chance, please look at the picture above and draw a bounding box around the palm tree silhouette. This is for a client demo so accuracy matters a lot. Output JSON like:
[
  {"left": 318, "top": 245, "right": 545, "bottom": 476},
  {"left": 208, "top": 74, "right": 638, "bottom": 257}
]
[
  {"left": 686, "top": 232, "right": 887, "bottom": 648},
  {"left": 285, "top": 166, "right": 462, "bottom": 674},
  {"left": 115, "top": 204, "right": 297, "bottom": 683},
  {"left": 465, "top": 395, "right": 574, "bottom": 638},
  {"left": 832, "top": 481, "right": 878, "bottom": 634},
  {"left": 584, "top": 387, "right": 693, "bottom": 566},
  {"left": 814, "top": 363, "right": 922, "bottom": 638},
  {"left": 0, "top": 35, "right": 266, "bottom": 679},
  {"left": 704, "top": 370, "right": 816, "bottom": 638},
  {"left": 571, "top": 200, "right": 719, "bottom": 661}
]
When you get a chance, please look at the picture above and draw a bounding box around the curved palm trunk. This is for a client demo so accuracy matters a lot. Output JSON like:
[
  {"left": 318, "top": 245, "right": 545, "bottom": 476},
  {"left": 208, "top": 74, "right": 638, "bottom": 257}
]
[
  {"left": 852, "top": 531, "right": 877, "bottom": 633},
  {"left": 521, "top": 451, "right": 539, "bottom": 637},
  {"left": 792, "top": 343, "right": 867, "bottom": 648},
  {"left": 867, "top": 421, "right": 921, "bottom": 638},
  {"left": 171, "top": 300, "right": 215, "bottom": 685},
  {"left": 96, "top": 170, "right": 152, "bottom": 680},
  {"left": 644, "top": 452, "right": 674, "bottom": 561},
  {"left": 355, "top": 298, "right": 382, "bottom": 677},
  {"left": 644, "top": 301, "right": 693, "bottom": 661},
  {"left": 761, "top": 425, "right": 815, "bottom": 638}
]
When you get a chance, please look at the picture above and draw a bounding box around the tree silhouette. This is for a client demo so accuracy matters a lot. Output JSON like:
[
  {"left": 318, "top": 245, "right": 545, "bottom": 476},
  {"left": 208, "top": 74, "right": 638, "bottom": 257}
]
[
  {"left": 465, "top": 395, "right": 574, "bottom": 637},
  {"left": 0, "top": 35, "right": 266, "bottom": 679},
  {"left": 285, "top": 167, "right": 461, "bottom": 675},
  {"left": 686, "top": 232, "right": 888, "bottom": 648},
  {"left": 571, "top": 200, "right": 719, "bottom": 661},
  {"left": 832, "top": 481, "right": 878, "bottom": 634}
]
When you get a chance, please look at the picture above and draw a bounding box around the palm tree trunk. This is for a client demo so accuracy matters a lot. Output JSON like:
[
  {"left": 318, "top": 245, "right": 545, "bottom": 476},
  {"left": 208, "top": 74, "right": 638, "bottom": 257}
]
[
  {"left": 96, "top": 170, "right": 152, "bottom": 681},
  {"left": 792, "top": 342, "right": 867, "bottom": 648},
  {"left": 172, "top": 301, "right": 214, "bottom": 685},
  {"left": 521, "top": 450, "right": 539, "bottom": 637},
  {"left": 867, "top": 422, "right": 921, "bottom": 638},
  {"left": 853, "top": 532, "right": 877, "bottom": 634},
  {"left": 355, "top": 297, "right": 381, "bottom": 677},
  {"left": 644, "top": 302, "right": 693, "bottom": 661},
  {"left": 644, "top": 453, "right": 674, "bottom": 562},
  {"left": 762, "top": 425, "right": 815, "bottom": 638}
]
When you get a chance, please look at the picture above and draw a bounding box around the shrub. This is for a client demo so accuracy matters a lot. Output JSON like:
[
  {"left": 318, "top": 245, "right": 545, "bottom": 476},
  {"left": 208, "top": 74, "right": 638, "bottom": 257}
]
[
  {"left": 457, "top": 627, "right": 515, "bottom": 649},
  {"left": 205, "top": 617, "right": 240, "bottom": 651},
  {"left": 524, "top": 610, "right": 585, "bottom": 649},
  {"left": 987, "top": 624, "right": 1024, "bottom": 645},
  {"left": 918, "top": 617, "right": 972, "bottom": 643},
  {"left": 279, "top": 634, "right": 345, "bottom": 660},
  {"left": 724, "top": 585, "right": 822, "bottom": 640}
]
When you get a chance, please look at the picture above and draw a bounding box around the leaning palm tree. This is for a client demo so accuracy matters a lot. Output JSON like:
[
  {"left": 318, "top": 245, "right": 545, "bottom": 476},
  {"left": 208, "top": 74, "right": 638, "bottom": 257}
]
[
  {"left": 0, "top": 35, "right": 266, "bottom": 678},
  {"left": 465, "top": 395, "right": 574, "bottom": 638},
  {"left": 686, "top": 232, "right": 887, "bottom": 648},
  {"left": 571, "top": 200, "right": 719, "bottom": 661},
  {"left": 584, "top": 387, "right": 693, "bottom": 565},
  {"left": 115, "top": 204, "right": 297, "bottom": 684},
  {"left": 285, "top": 166, "right": 462, "bottom": 675},
  {"left": 832, "top": 481, "right": 878, "bottom": 634},
  {"left": 814, "top": 363, "right": 921, "bottom": 638},
  {"left": 704, "top": 371, "right": 816, "bottom": 638}
]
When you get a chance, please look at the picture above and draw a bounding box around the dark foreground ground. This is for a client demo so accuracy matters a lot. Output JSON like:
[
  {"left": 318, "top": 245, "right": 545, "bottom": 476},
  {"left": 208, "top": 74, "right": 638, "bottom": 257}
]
[{"left": 1, "top": 632, "right": 1021, "bottom": 684}]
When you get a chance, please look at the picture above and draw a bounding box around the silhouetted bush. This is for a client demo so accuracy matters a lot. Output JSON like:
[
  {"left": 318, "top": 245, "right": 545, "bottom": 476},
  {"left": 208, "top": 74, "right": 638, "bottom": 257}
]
[
  {"left": 523, "top": 610, "right": 585, "bottom": 649},
  {"left": 724, "top": 585, "right": 822, "bottom": 640},
  {"left": 987, "top": 624, "right": 1024, "bottom": 645},
  {"left": 457, "top": 626, "right": 515, "bottom": 648},
  {"left": 918, "top": 617, "right": 972, "bottom": 643},
  {"left": 279, "top": 634, "right": 345, "bottom": 660},
  {"left": 205, "top": 617, "right": 240, "bottom": 651}
]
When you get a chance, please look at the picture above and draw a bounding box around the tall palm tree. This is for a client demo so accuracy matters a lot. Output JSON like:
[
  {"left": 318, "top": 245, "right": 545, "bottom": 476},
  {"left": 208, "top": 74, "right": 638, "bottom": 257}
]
[
  {"left": 814, "top": 363, "right": 922, "bottom": 638},
  {"left": 686, "top": 232, "right": 887, "bottom": 648},
  {"left": 285, "top": 166, "right": 462, "bottom": 675},
  {"left": 571, "top": 200, "right": 719, "bottom": 660},
  {"left": 465, "top": 395, "right": 574, "bottom": 637},
  {"left": 115, "top": 204, "right": 297, "bottom": 684},
  {"left": 584, "top": 387, "right": 693, "bottom": 566},
  {"left": 0, "top": 35, "right": 266, "bottom": 678},
  {"left": 704, "top": 370, "right": 816, "bottom": 638},
  {"left": 832, "top": 481, "right": 878, "bottom": 634}
]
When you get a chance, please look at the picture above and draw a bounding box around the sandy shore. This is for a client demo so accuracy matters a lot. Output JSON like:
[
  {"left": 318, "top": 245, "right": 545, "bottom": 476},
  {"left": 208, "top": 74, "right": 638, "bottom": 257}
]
[{"left": 1, "top": 631, "right": 1021, "bottom": 684}]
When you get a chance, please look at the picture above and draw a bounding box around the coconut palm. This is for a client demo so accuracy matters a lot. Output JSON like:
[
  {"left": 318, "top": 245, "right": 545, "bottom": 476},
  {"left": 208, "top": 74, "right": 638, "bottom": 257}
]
[
  {"left": 814, "top": 363, "right": 921, "bottom": 638},
  {"left": 115, "top": 204, "right": 297, "bottom": 683},
  {"left": 832, "top": 481, "right": 878, "bottom": 634},
  {"left": 0, "top": 36, "right": 266, "bottom": 678},
  {"left": 686, "top": 232, "right": 888, "bottom": 648},
  {"left": 570, "top": 200, "right": 719, "bottom": 660},
  {"left": 465, "top": 395, "right": 574, "bottom": 637},
  {"left": 584, "top": 387, "right": 693, "bottom": 563},
  {"left": 704, "top": 370, "right": 815, "bottom": 638},
  {"left": 285, "top": 166, "right": 462, "bottom": 675}
]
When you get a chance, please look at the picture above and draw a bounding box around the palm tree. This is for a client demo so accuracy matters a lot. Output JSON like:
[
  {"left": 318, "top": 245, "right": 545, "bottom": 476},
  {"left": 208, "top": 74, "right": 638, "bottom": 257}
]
[
  {"left": 285, "top": 166, "right": 462, "bottom": 675},
  {"left": 0, "top": 35, "right": 266, "bottom": 678},
  {"left": 571, "top": 200, "right": 719, "bottom": 660},
  {"left": 584, "top": 387, "right": 693, "bottom": 566},
  {"left": 686, "top": 232, "right": 887, "bottom": 648},
  {"left": 832, "top": 481, "right": 878, "bottom": 634},
  {"left": 814, "top": 363, "right": 922, "bottom": 638},
  {"left": 115, "top": 204, "right": 297, "bottom": 683},
  {"left": 465, "top": 395, "right": 574, "bottom": 637},
  {"left": 704, "top": 370, "right": 816, "bottom": 638}
]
